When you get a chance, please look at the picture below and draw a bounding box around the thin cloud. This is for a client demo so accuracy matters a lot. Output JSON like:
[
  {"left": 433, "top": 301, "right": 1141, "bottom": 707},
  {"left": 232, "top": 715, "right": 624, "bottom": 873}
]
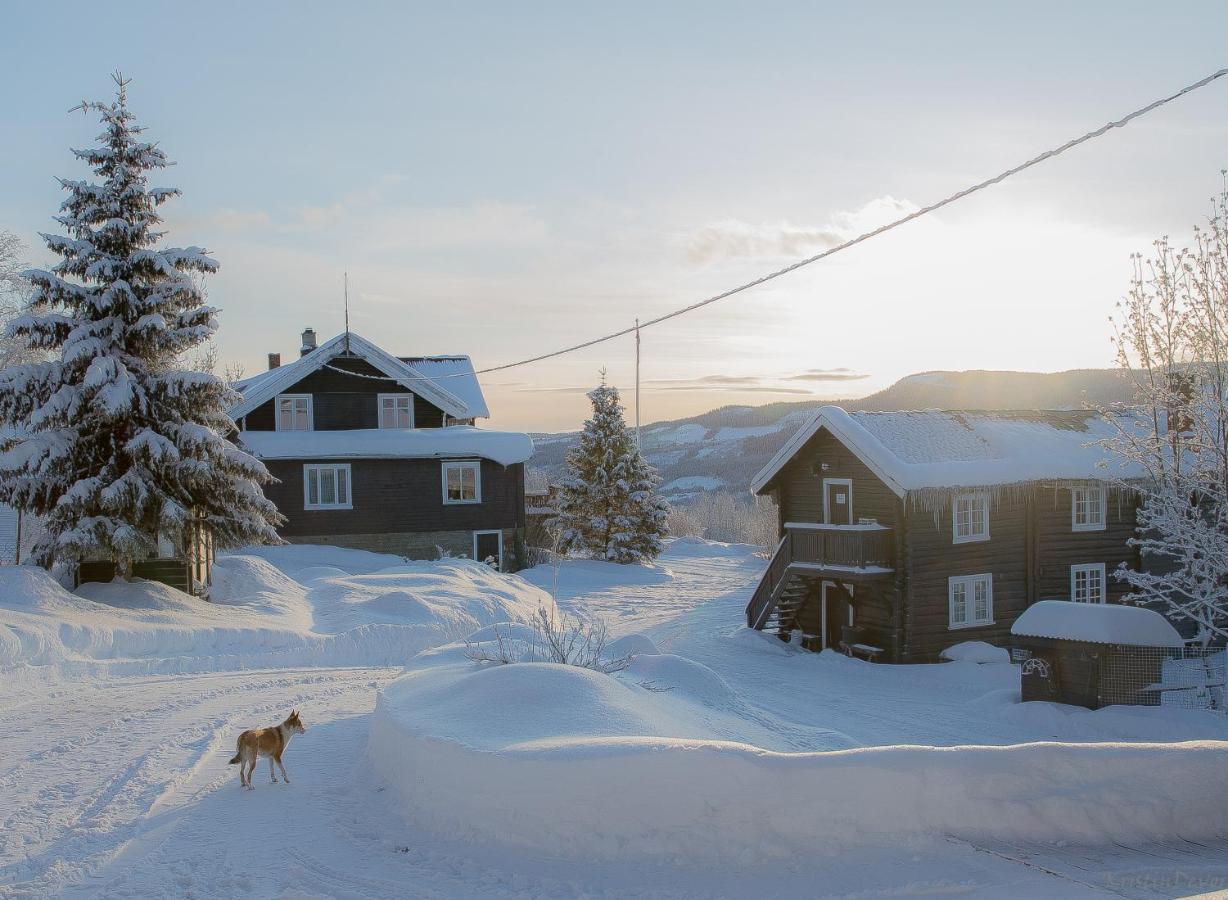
[
  {"left": 786, "top": 368, "right": 870, "bottom": 382},
  {"left": 686, "top": 195, "right": 917, "bottom": 265}
]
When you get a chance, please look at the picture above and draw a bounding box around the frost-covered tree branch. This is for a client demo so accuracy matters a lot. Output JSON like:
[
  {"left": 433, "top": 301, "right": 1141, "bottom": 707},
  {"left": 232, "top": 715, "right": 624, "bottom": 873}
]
[{"left": 1102, "top": 180, "right": 1228, "bottom": 643}]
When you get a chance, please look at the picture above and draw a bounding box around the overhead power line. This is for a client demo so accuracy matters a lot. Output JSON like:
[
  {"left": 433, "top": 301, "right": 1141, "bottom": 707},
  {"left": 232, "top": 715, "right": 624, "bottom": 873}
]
[{"left": 456, "top": 66, "right": 1227, "bottom": 377}]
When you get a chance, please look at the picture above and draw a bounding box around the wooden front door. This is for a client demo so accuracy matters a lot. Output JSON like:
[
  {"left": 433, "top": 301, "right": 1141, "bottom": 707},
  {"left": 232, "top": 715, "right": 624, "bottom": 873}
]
[
  {"left": 823, "top": 478, "right": 853, "bottom": 525},
  {"left": 822, "top": 581, "right": 853, "bottom": 650}
]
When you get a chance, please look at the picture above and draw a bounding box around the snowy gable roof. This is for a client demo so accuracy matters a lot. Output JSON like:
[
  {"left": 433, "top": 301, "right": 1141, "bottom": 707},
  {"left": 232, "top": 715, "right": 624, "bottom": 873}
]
[
  {"left": 751, "top": 405, "right": 1145, "bottom": 497},
  {"left": 238, "top": 426, "right": 533, "bottom": 467},
  {"left": 229, "top": 332, "right": 485, "bottom": 421},
  {"left": 398, "top": 356, "right": 490, "bottom": 419},
  {"left": 1011, "top": 600, "right": 1184, "bottom": 648}
]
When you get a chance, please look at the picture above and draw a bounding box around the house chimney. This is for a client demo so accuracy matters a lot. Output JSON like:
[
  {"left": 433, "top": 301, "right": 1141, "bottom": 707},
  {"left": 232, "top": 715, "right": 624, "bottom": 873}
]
[
  {"left": 301, "top": 327, "right": 317, "bottom": 357},
  {"left": 267, "top": 353, "right": 281, "bottom": 370}
]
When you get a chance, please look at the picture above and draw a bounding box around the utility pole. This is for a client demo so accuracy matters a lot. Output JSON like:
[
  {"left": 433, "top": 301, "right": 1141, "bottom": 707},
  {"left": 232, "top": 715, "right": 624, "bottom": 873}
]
[
  {"left": 635, "top": 318, "right": 641, "bottom": 450},
  {"left": 343, "top": 271, "right": 351, "bottom": 353}
]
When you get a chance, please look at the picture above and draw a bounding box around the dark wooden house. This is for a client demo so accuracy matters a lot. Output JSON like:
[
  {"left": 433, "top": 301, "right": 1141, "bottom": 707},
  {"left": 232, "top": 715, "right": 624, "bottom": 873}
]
[
  {"left": 229, "top": 329, "right": 533, "bottom": 571},
  {"left": 747, "top": 406, "right": 1145, "bottom": 662}
]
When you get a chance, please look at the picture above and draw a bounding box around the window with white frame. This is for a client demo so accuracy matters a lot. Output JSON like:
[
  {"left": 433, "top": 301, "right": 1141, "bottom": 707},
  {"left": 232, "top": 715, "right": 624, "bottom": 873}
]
[
  {"left": 276, "top": 394, "right": 313, "bottom": 431},
  {"left": 442, "top": 460, "right": 481, "bottom": 504},
  {"left": 949, "top": 573, "right": 993, "bottom": 628},
  {"left": 303, "top": 463, "right": 352, "bottom": 510},
  {"left": 1071, "top": 563, "right": 1106, "bottom": 603},
  {"left": 952, "top": 492, "right": 990, "bottom": 543},
  {"left": 378, "top": 393, "right": 414, "bottom": 429},
  {"left": 1071, "top": 484, "right": 1107, "bottom": 532}
]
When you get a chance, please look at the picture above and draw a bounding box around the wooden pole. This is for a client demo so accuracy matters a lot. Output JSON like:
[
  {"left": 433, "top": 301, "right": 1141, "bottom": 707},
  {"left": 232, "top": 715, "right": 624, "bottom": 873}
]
[{"left": 635, "top": 318, "right": 641, "bottom": 451}]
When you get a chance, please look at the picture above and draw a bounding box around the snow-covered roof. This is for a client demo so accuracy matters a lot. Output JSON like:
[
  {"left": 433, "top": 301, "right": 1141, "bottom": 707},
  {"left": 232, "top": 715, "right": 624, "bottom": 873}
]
[
  {"left": 751, "top": 406, "right": 1145, "bottom": 497},
  {"left": 397, "top": 356, "right": 489, "bottom": 419},
  {"left": 1011, "top": 600, "right": 1184, "bottom": 648},
  {"left": 230, "top": 332, "right": 486, "bottom": 421},
  {"left": 238, "top": 426, "right": 533, "bottom": 467}
]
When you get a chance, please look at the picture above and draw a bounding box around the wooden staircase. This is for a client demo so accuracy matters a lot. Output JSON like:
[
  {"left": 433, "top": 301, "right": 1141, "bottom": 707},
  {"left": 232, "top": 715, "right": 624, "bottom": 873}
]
[{"left": 745, "top": 522, "right": 895, "bottom": 639}]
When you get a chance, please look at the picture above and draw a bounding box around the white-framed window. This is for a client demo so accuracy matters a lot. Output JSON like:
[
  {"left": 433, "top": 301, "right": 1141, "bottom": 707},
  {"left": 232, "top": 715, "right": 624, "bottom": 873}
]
[
  {"left": 1071, "top": 484, "right": 1107, "bottom": 532},
  {"left": 1071, "top": 563, "right": 1106, "bottom": 604},
  {"left": 442, "top": 460, "right": 481, "bottom": 504},
  {"left": 952, "top": 492, "right": 990, "bottom": 544},
  {"left": 949, "top": 573, "right": 994, "bottom": 629},
  {"left": 276, "top": 394, "right": 313, "bottom": 431},
  {"left": 304, "top": 463, "right": 352, "bottom": 510},
  {"left": 378, "top": 393, "right": 414, "bottom": 429}
]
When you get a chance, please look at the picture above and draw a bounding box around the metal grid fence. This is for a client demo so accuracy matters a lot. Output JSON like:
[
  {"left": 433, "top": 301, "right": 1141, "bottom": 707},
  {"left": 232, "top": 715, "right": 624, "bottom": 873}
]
[{"left": 1099, "top": 645, "right": 1227, "bottom": 712}]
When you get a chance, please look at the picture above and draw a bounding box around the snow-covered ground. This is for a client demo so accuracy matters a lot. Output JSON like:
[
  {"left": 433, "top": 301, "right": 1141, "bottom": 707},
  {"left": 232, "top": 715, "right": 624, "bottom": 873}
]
[{"left": 2, "top": 540, "right": 1227, "bottom": 897}]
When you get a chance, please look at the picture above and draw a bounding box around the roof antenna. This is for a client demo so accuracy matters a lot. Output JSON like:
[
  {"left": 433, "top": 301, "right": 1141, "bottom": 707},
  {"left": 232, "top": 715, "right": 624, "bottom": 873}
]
[{"left": 344, "top": 271, "right": 351, "bottom": 354}]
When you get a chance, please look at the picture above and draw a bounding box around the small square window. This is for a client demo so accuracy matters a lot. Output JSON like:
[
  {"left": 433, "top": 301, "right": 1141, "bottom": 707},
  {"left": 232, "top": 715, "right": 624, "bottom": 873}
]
[
  {"left": 378, "top": 393, "right": 414, "bottom": 429},
  {"left": 952, "top": 493, "right": 990, "bottom": 543},
  {"left": 276, "top": 395, "right": 312, "bottom": 431},
  {"left": 1071, "top": 484, "right": 1107, "bottom": 532},
  {"left": 442, "top": 461, "right": 481, "bottom": 504},
  {"left": 949, "top": 573, "right": 994, "bottom": 628},
  {"left": 1071, "top": 563, "right": 1106, "bottom": 603}
]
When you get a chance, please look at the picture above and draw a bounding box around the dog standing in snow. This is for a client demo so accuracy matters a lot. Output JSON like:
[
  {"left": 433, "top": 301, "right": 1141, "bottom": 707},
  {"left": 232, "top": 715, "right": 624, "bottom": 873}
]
[{"left": 228, "top": 710, "right": 307, "bottom": 790}]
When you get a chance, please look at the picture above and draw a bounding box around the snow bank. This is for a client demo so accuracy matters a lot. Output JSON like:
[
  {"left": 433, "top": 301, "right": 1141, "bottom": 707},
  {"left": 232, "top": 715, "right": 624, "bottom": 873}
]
[
  {"left": 0, "top": 545, "right": 555, "bottom": 687},
  {"left": 1011, "top": 600, "right": 1185, "bottom": 647},
  {"left": 371, "top": 638, "right": 1228, "bottom": 863}
]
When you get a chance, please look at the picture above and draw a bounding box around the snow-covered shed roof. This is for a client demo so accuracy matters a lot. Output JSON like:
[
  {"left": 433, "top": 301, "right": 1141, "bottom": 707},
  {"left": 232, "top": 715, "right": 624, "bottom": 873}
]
[
  {"left": 237, "top": 426, "right": 533, "bottom": 467},
  {"left": 1011, "top": 600, "right": 1184, "bottom": 648},
  {"left": 751, "top": 406, "right": 1145, "bottom": 497},
  {"left": 230, "top": 332, "right": 486, "bottom": 421}
]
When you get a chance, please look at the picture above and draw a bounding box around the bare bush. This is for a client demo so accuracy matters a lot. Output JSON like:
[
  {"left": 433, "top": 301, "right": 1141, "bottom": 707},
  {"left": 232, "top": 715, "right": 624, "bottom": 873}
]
[
  {"left": 465, "top": 606, "right": 633, "bottom": 673},
  {"left": 667, "top": 491, "right": 778, "bottom": 547}
]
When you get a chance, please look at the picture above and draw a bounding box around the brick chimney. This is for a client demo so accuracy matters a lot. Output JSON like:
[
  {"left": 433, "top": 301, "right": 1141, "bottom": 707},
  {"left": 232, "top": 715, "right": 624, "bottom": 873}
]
[
  {"left": 301, "top": 327, "right": 317, "bottom": 357},
  {"left": 267, "top": 353, "right": 281, "bottom": 370}
]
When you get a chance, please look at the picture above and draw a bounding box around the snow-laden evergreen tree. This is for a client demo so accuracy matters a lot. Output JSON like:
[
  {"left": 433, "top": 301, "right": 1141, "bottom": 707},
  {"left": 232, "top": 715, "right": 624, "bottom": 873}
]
[
  {"left": 1103, "top": 181, "right": 1228, "bottom": 643},
  {"left": 553, "top": 375, "right": 669, "bottom": 563},
  {"left": 0, "top": 75, "right": 282, "bottom": 575}
]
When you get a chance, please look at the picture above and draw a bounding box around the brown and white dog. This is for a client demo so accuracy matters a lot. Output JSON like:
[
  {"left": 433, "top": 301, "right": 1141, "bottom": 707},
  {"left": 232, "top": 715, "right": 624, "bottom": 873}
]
[{"left": 228, "top": 710, "right": 307, "bottom": 790}]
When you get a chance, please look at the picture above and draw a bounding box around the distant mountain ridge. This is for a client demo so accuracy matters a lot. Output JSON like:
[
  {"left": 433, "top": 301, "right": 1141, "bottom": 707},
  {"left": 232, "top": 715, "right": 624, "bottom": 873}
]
[{"left": 529, "top": 368, "right": 1134, "bottom": 501}]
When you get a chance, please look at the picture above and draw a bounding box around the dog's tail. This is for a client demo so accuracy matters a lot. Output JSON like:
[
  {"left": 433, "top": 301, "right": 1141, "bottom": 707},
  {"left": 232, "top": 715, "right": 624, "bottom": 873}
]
[
  {"left": 228, "top": 736, "right": 243, "bottom": 765},
  {"left": 228, "top": 752, "right": 241, "bottom": 765}
]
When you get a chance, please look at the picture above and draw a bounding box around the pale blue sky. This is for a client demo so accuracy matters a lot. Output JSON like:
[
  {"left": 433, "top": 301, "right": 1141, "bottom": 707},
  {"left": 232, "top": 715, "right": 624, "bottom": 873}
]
[{"left": 4, "top": 2, "right": 1228, "bottom": 429}]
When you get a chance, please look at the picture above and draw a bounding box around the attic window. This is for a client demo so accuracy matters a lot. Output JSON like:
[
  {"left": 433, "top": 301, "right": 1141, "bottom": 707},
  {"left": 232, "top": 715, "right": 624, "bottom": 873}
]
[
  {"left": 952, "top": 492, "right": 990, "bottom": 544},
  {"left": 1071, "top": 484, "right": 1106, "bottom": 532},
  {"left": 378, "top": 393, "right": 414, "bottom": 429},
  {"left": 276, "top": 394, "right": 312, "bottom": 431}
]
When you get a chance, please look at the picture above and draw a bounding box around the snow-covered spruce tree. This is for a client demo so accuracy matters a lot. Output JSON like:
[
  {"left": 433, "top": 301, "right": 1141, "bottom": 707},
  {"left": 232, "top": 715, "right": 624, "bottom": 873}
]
[
  {"left": 1104, "top": 182, "right": 1228, "bottom": 643},
  {"left": 0, "top": 75, "right": 283, "bottom": 575},
  {"left": 553, "top": 376, "right": 669, "bottom": 563}
]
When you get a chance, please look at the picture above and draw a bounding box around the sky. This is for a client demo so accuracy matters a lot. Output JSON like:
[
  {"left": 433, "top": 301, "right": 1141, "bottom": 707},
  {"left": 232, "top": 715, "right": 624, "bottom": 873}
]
[{"left": 3, "top": 2, "right": 1228, "bottom": 432}]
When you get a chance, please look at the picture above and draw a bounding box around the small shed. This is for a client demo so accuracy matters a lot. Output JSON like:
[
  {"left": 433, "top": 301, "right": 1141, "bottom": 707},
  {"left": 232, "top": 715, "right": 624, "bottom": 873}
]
[{"left": 1010, "top": 600, "right": 1185, "bottom": 709}]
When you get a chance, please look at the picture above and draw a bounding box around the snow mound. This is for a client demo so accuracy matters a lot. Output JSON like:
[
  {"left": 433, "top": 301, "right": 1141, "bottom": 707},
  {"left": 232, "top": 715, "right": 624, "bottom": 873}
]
[
  {"left": 606, "top": 633, "right": 659, "bottom": 659},
  {"left": 76, "top": 578, "right": 203, "bottom": 612},
  {"left": 941, "top": 641, "right": 1011, "bottom": 664},
  {"left": 294, "top": 565, "right": 353, "bottom": 584},
  {"left": 1012, "top": 600, "right": 1184, "bottom": 647},
  {"left": 623, "top": 653, "right": 734, "bottom": 705}
]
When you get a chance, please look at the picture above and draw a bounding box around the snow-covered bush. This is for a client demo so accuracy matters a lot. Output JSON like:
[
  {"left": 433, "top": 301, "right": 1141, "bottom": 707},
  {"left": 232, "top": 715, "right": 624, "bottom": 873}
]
[
  {"left": 1104, "top": 181, "right": 1228, "bottom": 642},
  {"left": 465, "top": 607, "right": 633, "bottom": 673},
  {"left": 552, "top": 376, "right": 669, "bottom": 563},
  {"left": 667, "top": 491, "right": 778, "bottom": 547},
  {"left": 0, "top": 76, "right": 283, "bottom": 573}
]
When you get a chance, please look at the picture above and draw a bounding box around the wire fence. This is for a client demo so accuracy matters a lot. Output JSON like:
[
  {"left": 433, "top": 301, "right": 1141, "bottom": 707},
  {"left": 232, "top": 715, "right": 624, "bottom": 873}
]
[{"left": 1100, "top": 645, "right": 1227, "bottom": 712}]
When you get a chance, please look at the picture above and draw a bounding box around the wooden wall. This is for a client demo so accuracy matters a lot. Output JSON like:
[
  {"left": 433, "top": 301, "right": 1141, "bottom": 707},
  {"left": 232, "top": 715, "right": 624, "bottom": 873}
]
[
  {"left": 264, "top": 458, "right": 525, "bottom": 536},
  {"left": 1034, "top": 485, "right": 1139, "bottom": 604},
  {"left": 772, "top": 428, "right": 901, "bottom": 528},
  {"left": 243, "top": 357, "right": 447, "bottom": 431}
]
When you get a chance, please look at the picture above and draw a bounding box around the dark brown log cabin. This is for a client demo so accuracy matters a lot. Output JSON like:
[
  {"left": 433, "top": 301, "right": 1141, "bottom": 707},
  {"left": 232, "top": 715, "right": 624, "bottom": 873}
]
[
  {"left": 229, "top": 329, "right": 532, "bottom": 570},
  {"left": 747, "top": 406, "right": 1144, "bottom": 662}
]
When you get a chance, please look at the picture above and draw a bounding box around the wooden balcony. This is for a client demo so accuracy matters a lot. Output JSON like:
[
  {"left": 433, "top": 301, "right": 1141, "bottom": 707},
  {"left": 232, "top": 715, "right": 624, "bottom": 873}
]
[{"left": 746, "top": 522, "right": 895, "bottom": 631}]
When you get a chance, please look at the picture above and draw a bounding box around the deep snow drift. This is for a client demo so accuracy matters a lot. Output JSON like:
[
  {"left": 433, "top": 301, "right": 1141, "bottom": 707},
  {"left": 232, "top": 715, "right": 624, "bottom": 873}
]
[{"left": 0, "top": 544, "right": 554, "bottom": 693}]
